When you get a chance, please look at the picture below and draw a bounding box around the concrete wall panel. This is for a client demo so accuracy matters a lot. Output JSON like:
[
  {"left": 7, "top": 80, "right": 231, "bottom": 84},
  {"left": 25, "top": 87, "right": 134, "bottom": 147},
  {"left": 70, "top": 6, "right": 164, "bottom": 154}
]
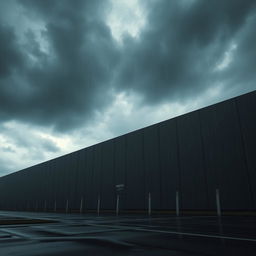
[
  {"left": 212, "top": 100, "right": 252, "bottom": 210},
  {"left": 101, "top": 140, "right": 115, "bottom": 209},
  {"left": 126, "top": 130, "right": 145, "bottom": 209},
  {"left": 85, "top": 147, "right": 94, "bottom": 209},
  {"left": 177, "top": 112, "right": 208, "bottom": 210},
  {"left": 92, "top": 145, "right": 102, "bottom": 210},
  {"left": 158, "top": 119, "right": 180, "bottom": 210},
  {"left": 114, "top": 136, "right": 126, "bottom": 210},
  {"left": 53, "top": 158, "right": 64, "bottom": 209},
  {"left": 76, "top": 150, "right": 86, "bottom": 211},
  {"left": 236, "top": 91, "right": 256, "bottom": 209},
  {"left": 68, "top": 152, "right": 79, "bottom": 210},
  {"left": 143, "top": 125, "right": 161, "bottom": 209},
  {"left": 199, "top": 106, "right": 220, "bottom": 210}
]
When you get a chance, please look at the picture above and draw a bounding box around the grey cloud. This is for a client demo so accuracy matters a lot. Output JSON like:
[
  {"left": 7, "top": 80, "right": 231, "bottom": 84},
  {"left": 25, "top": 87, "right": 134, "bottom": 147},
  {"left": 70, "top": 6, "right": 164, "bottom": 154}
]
[
  {"left": 116, "top": 0, "right": 256, "bottom": 104},
  {"left": 0, "top": 0, "right": 256, "bottom": 177},
  {"left": 0, "top": 24, "right": 24, "bottom": 78},
  {"left": 0, "top": 159, "right": 11, "bottom": 176},
  {"left": 221, "top": 13, "right": 256, "bottom": 95},
  {"left": 0, "top": 0, "right": 256, "bottom": 135},
  {"left": 0, "top": 0, "right": 119, "bottom": 131},
  {"left": 1, "top": 146, "right": 16, "bottom": 153},
  {"left": 40, "top": 140, "right": 59, "bottom": 153},
  {"left": 0, "top": 122, "right": 60, "bottom": 176},
  {"left": 1, "top": 124, "right": 59, "bottom": 154}
]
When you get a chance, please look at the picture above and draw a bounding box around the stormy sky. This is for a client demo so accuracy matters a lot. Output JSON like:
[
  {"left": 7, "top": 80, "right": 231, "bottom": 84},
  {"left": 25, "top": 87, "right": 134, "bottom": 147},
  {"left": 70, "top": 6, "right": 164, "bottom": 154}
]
[{"left": 0, "top": 0, "right": 255, "bottom": 176}]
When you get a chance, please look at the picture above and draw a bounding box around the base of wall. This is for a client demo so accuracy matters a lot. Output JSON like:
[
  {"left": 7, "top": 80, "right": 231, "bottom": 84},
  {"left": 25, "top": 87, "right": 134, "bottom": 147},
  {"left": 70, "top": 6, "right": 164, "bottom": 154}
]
[{"left": 2, "top": 208, "right": 256, "bottom": 216}]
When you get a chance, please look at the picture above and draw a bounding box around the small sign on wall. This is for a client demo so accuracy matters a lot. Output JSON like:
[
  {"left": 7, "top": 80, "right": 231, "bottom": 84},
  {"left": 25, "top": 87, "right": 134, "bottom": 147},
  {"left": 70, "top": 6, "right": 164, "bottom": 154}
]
[{"left": 115, "top": 184, "right": 125, "bottom": 193}]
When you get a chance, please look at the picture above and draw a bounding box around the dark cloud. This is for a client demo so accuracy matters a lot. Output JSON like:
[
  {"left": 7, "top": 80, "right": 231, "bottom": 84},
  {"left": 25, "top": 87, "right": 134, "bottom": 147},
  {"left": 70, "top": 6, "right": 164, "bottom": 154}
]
[
  {"left": 0, "top": 0, "right": 119, "bottom": 131},
  {"left": 220, "top": 13, "right": 256, "bottom": 95},
  {"left": 0, "top": 0, "right": 256, "bottom": 176},
  {"left": 0, "top": 0, "right": 256, "bottom": 135},
  {"left": 0, "top": 24, "right": 24, "bottom": 78},
  {"left": 117, "top": 0, "right": 256, "bottom": 104}
]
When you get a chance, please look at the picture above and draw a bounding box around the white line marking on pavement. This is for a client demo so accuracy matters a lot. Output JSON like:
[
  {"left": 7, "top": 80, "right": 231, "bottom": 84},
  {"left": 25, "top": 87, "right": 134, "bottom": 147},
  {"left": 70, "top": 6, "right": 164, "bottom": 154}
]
[{"left": 87, "top": 223, "right": 256, "bottom": 243}]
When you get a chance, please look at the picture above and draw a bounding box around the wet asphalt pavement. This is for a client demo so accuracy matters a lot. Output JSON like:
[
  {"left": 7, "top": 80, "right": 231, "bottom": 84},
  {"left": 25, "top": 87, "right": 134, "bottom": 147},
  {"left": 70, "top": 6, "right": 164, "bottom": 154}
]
[{"left": 0, "top": 211, "right": 256, "bottom": 255}]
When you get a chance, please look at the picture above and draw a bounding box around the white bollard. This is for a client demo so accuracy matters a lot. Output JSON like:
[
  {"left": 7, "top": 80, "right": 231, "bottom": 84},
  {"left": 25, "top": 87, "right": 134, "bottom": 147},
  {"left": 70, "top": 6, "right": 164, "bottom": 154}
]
[
  {"left": 216, "top": 189, "right": 221, "bottom": 217},
  {"left": 148, "top": 192, "right": 151, "bottom": 216},
  {"left": 97, "top": 195, "right": 101, "bottom": 216},
  {"left": 176, "top": 191, "right": 180, "bottom": 217},
  {"left": 65, "top": 199, "right": 69, "bottom": 213},
  {"left": 116, "top": 195, "right": 120, "bottom": 216},
  {"left": 80, "top": 197, "right": 83, "bottom": 214}
]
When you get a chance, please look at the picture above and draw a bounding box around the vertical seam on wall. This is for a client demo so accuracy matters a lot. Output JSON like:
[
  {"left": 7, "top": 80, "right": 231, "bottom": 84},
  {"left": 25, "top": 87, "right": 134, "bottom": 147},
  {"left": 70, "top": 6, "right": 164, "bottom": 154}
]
[
  {"left": 142, "top": 129, "right": 146, "bottom": 209},
  {"left": 83, "top": 150, "right": 86, "bottom": 208},
  {"left": 48, "top": 162, "right": 51, "bottom": 209},
  {"left": 53, "top": 161, "right": 56, "bottom": 209},
  {"left": 175, "top": 118, "right": 182, "bottom": 209},
  {"left": 67, "top": 157, "right": 71, "bottom": 205},
  {"left": 99, "top": 144, "right": 103, "bottom": 200},
  {"left": 213, "top": 106, "right": 220, "bottom": 190},
  {"left": 124, "top": 136, "right": 127, "bottom": 209},
  {"left": 77, "top": 152, "right": 80, "bottom": 203},
  {"left": 75, "top": 152, "right": 80, "bottom": 208},
  {"left": 113, "top": 139, "right": 116, "bottom": 204},
  {"left": 79, "top": 152, "right": 83, "bottom": 206},
  {"left": 157, "top": 125, "right": 162, "bottom": 209},
  {"left": 70, "top": 156, "right": 74, "bottom": 209},
  {"left": 234, "top": 99, "right": 254, "bottom": 209},
  {"left": 91, "top": 147, "right": 95, "bottom": 210},
  {"left": 198, "top": 110, "right": 210, "bottom": 209}
]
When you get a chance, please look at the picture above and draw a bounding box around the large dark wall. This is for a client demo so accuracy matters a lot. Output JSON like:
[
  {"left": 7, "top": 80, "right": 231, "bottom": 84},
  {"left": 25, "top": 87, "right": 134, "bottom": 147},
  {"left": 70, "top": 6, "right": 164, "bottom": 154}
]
[{"left": 0, "top": 91, "right": 256, "bottom": 213}]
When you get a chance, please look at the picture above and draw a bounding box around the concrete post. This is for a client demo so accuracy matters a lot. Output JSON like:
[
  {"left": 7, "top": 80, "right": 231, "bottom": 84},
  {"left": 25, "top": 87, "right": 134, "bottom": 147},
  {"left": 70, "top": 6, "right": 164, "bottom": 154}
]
[
  {"left": 116, "top": 195, "right": 120, "bottom": 216},
  {"left": 65, "top": 199, "right": 69, "bottom": 213},
  {"left": 216, "top": 189, "right": 221, "bottom": 217},
  {"left": 148, "top": 192, "right": 151, "bottom": 216},
  {"left": 97, "top": 195, "right": 100, "bottom": 216},
  {"left": 176, "top": 191, "right": 180, "bottom": 217},
  {"left": 80, "top": 197, "right": 83, "bottom": 214}
]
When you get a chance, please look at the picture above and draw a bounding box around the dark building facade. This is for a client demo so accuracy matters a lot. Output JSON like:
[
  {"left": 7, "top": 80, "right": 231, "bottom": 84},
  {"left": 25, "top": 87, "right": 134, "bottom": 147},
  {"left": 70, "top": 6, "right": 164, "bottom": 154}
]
[{"left": 0, "top": 90, "right": 256, "bottom": 214}]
